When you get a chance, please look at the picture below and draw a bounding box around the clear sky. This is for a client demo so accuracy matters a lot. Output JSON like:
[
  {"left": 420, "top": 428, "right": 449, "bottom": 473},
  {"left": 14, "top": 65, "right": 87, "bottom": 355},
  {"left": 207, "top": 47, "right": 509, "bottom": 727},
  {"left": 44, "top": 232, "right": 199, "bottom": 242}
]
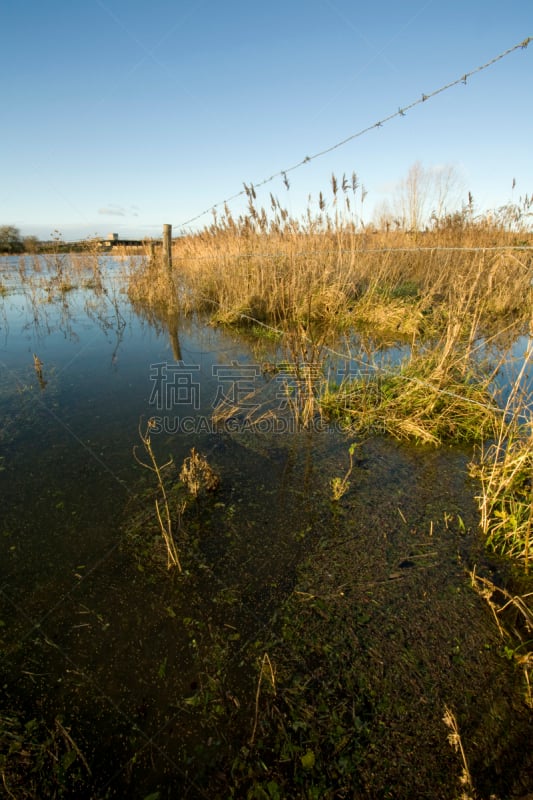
[{"left": 1, "top": 0, "right": 531, "bottom": 241}]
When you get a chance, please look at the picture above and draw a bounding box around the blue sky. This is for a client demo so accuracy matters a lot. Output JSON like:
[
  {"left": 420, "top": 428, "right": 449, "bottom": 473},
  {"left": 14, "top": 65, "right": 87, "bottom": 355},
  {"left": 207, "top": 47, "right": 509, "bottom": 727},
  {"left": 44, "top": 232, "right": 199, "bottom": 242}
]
[{"left": 1, "top": 0, "right": 531, "bottom": 240}]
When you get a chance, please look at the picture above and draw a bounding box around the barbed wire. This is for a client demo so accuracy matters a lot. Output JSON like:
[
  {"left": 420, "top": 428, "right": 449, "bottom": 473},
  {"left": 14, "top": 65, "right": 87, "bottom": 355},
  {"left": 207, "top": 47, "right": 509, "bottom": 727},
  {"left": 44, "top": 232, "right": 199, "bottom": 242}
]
[
  {"left": 176, "top": 37, "right": 532, "bottom": 231},
  {"left": 170, "top": 245, "right": 533, "bottom": 263}
]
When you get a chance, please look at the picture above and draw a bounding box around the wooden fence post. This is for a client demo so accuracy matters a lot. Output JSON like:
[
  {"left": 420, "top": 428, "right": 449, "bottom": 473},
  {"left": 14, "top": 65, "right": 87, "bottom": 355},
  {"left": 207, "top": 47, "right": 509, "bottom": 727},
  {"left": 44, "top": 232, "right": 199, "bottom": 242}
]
[{"left": 162, "top": 224, "right": 172, "bottom": 274}]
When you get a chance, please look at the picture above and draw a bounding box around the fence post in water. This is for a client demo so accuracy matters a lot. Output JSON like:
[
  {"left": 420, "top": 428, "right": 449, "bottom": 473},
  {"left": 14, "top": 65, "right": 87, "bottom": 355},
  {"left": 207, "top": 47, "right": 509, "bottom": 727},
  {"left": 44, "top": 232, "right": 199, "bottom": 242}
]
[{"left": 162, "top": 224, "right": 173, "bottom": 276}]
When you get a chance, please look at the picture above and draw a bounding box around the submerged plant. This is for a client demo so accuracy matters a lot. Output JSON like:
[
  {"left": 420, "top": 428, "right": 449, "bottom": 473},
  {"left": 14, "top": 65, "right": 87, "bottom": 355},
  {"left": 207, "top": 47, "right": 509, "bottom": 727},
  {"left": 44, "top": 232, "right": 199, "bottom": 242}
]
[
  {"left": 179, "top": 447, "right": 220, "bottom": 498},
  {"left": 330, "top": 442, "right": 359, "bottom": 501},
  {"left": 470, "top": 568, "right": 533, "bottom": 708},
  {"left": 0, "top": 713, "right": 91, "bottom": 797},
  {"left": 32, "top": 353, "right": 47, "bottom": 391},
  {"left": 443, "top": 705, "right": 476, "bottom": 799},
  {"left": 249, "top": 652, "right": 276, "bottom": 746}
]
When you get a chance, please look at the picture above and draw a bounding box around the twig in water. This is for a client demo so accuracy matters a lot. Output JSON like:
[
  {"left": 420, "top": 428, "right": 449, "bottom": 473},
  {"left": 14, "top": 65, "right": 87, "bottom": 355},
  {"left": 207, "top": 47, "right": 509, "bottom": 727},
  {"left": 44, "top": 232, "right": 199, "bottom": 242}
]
[
  {"left": 134, "top": 419, "right": 182, "bottom": 571},
  {"left": 443, "top": 705, "right": 476, "bottom": 798},
  {"left": 250, "top": 653, "right": 276, "bottom": 746}
]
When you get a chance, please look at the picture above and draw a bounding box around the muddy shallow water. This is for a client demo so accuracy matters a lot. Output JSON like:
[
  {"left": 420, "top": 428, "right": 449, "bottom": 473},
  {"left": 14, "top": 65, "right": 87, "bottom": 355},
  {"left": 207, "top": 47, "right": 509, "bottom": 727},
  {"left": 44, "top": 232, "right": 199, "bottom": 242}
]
[{"left": 0, "top": 257, "right": 532, "bottom": 798}]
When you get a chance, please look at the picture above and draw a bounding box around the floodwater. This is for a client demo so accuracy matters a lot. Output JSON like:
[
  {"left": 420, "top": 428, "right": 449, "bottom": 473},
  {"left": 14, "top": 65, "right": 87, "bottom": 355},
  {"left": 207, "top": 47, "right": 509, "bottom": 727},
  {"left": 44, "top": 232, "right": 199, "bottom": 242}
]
[{"left": 0, "top": 256, "right": 532, "bottom": 799}]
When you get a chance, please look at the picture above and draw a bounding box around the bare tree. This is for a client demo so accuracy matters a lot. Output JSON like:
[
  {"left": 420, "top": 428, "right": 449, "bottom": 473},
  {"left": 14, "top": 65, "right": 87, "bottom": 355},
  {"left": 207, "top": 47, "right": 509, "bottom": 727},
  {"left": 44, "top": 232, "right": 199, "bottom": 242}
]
[
  {"left": 372, "top": 199, "right": 396, "bottom": 231},
  {"left": 391, "top": 162, "right": 464, "bottom": 231}
]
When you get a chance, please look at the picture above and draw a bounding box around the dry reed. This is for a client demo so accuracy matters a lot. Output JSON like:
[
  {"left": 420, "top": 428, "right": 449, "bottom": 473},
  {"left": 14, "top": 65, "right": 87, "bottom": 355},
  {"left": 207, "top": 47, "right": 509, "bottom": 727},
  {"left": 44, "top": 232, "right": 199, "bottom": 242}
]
[{"left": 134, "top": 419, "right": 182, "bottom": 570}]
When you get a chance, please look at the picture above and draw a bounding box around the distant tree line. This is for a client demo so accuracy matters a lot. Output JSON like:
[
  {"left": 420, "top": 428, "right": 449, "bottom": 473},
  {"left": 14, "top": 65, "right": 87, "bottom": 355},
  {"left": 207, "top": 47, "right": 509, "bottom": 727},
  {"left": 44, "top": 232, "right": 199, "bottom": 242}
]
[
  {"left": 0, "top": 226, "right": 41, "bottom": 254},
  {"left": 0, "top": 227, "right": 91, "bottom": 254}
]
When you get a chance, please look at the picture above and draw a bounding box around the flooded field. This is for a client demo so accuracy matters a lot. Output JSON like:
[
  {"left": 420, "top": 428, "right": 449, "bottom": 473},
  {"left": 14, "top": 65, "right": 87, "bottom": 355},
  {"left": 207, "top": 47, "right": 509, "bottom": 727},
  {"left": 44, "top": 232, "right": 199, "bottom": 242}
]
[{"left": 0, "top": 255, "right": 532, "bottom": 798}]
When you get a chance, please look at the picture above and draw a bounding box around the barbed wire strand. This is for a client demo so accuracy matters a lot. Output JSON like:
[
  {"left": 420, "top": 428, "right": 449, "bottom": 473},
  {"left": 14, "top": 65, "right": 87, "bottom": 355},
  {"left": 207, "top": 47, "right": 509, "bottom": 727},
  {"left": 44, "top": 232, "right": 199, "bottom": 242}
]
[
  {"left": 171, "top": 245, "right": 533, "bottom": 263},
  {"left": 176, "top": 37, "right": 532, "bottom": 231}
]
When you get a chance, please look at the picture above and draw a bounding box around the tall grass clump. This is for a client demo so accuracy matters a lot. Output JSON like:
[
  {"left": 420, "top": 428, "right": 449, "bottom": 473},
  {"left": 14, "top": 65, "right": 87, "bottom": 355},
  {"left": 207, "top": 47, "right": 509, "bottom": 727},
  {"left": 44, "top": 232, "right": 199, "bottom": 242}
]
[
  {"left": 126, "top": 177, "right": 532, "bottom": 345},
  {"left": 470, "top": 339, "right": 533, "bottom": 567},
  {"left": 322, "top": 348, "right": 499, "bottom": 445},
  {"left": 126, "top": 241, "right": 179, "bottom": 313},
  {"left": 123, "top": 169, "right": 532, "bottom": 336}
]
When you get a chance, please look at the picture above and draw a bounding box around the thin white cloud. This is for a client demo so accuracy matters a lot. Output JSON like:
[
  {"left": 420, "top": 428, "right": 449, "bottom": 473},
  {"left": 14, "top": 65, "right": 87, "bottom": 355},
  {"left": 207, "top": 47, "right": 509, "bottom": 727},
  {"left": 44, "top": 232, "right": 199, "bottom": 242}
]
[{"left": 98, "top": 205, "right": 126, "bottom": 217}]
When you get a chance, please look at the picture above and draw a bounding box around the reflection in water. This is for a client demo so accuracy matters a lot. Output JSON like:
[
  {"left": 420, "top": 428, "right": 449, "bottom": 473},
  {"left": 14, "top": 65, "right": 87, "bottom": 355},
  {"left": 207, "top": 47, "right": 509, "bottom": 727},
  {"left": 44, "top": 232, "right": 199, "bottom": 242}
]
[
  {"left": 128, "top": 299, "right": 184, "bottom": 363},
  {"left": 32, "top": 352, "right": 47, "bottom": 391},
  {"left": 166, "top": 310, "right": 182, "bottom": 361},
  {"left": 0, "top": 255, "right": 130, "bottom": 365}
]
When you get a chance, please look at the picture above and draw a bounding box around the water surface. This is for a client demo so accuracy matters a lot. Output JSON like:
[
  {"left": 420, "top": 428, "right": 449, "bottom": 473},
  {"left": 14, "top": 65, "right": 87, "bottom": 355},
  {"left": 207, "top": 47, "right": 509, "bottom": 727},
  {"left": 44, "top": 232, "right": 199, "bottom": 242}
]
[{"left": 1, "top": 256, "right": 531, "bottom": 798}]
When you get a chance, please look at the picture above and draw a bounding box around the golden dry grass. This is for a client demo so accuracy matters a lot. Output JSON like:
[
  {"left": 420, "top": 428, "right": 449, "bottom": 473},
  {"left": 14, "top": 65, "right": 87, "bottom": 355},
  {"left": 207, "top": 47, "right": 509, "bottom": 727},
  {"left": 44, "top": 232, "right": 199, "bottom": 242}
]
[{"left": 126, "top": 188, "right": 532, "bottom": 347}]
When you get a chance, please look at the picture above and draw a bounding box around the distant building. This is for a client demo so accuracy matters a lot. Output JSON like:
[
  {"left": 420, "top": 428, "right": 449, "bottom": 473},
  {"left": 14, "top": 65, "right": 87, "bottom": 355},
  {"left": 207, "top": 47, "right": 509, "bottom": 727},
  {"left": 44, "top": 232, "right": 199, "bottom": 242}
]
[{"left": 98, "top": 233, "right": 144, "bottom": 249}]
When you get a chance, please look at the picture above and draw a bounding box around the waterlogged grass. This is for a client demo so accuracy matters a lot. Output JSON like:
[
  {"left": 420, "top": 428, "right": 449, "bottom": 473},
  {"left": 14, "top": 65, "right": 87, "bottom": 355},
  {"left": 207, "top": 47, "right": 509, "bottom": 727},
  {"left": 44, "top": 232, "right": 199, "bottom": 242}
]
[
  {"left": 322, "top": 354, "right": 498, "bottom": 445},
  {"left": 351, "top": 294, "right": 423, "bottom": 340},
  {"left": 134, "top": 198, "right": 532, "bottom": 568},
  {"left": 8, "top": 243, "right": 533, "bottom": 565},
  {"left": 472, "top": 425, "right": 533, "bottom": 566},
  {"left": 469, "top": 340, "right": 533, "bottom": 567}
]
